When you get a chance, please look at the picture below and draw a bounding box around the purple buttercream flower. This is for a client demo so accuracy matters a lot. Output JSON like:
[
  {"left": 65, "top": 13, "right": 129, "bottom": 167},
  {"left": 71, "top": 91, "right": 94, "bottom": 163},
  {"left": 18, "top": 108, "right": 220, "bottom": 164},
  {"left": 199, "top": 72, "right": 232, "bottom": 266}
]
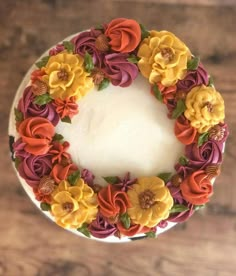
[
  {"left": 18, "top": 153, "right": 53, "bottom": 187},
  {"left": 72, "top": 29, "right": 104, "bottom": 67},
  {"left": 177, "top": 63, "right": 209, "bottom": 92},
  {"left": 18, "top": 86, "right": 59, "bottom": 126},
  {"left": 13, "top": 138, "right": 30, "bottom": 160},
  {"left": 81, "top": 168, "right": 95, "bottom": 187},
  {"left": 166, "top": 182, "right": 194, "bottom": 223},
  {"left": 88, "top": 213, "right": 117, "bottom": 239},
  {"left": 102, "top": 53, "right": 138, "bottom": 87},
  {"left": 114, "top": 172, "right": 137, "bottom": 192},
  {"left": 49, "top": 43, "right": 65, "bottom": 56}
]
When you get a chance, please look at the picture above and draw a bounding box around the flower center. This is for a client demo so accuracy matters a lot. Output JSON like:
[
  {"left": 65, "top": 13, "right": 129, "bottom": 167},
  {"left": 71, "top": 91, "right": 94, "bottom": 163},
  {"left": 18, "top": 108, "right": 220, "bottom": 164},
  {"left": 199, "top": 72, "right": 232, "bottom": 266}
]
[
  {"left": 204, "top": 101, "right": 213, "bottom": 112},
  {"left": 38, "top": 176, "right": 55, "bottom": 195},
  {"left": 161, "top": 47, "right": 174, "bottom": 62},
  {"left": 57, "top": 69, "right": 69, "bottom": 81},
  {"left": 62, "top": 202, "right": 74, "bottom": 212},
  {"left": 139, "top": 189, "right": 156, "bottom": 209}
]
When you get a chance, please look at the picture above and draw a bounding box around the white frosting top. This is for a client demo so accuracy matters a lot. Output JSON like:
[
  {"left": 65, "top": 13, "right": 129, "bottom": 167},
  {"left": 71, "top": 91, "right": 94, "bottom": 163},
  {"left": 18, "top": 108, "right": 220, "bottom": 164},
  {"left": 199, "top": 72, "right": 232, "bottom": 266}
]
[{"left": 56, "top": 75, "right": 184, "bottom": 184}]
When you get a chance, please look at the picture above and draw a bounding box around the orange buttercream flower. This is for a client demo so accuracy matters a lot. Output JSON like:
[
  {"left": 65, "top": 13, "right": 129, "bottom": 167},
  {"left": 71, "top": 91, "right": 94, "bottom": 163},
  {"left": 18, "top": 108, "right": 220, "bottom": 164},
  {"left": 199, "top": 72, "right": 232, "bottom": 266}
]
[
  {"left": 49, "top": 141, "right": 71, "bottom": 164},
  {"left": 151, "top": 82, "right": 176, "bottom": 104},
  {"left": 18, "top": 117, "right": 55, "bottom": 155},
  {"left": 51, "top": 163, "right": 78, "bottom": 183},
  {"left": 98, "top": 184, "right": 131, "bottom": 219},
  {"left": 52, "top": 96, "right": 78, "bottom": 119},
  {"left": 105, "top": 18, "right": 141, "bottom": 53},
  {"left": 180, "top": 170, "right": 213, "bottom": 205},
  {"left": 174, "top": 115, "right": 197, "bottom": 145},
  {"left": 116, "top": 222, "right": 150, "bottom": 237}
]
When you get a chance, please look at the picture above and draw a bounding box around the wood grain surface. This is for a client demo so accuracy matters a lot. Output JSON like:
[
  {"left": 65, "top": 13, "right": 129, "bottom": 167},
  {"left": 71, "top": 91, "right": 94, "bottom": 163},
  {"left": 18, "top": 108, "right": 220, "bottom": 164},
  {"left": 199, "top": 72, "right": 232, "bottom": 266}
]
[{"left": 0, "top": 1, "right": 236, "bottom": 275}]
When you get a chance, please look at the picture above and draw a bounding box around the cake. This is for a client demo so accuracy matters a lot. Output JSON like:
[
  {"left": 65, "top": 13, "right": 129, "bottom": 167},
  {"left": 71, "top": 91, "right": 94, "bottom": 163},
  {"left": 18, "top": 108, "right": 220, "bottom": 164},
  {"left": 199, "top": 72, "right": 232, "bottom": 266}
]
[{"left": 9, "top": 18, "right": 228, "bottom": 242}]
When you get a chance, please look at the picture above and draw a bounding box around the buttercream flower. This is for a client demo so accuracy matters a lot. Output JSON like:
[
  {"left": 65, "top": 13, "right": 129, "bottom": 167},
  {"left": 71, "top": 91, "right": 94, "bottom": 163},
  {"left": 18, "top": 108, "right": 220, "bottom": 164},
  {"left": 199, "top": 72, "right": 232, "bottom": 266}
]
[
  {"left": 105, "top": 18, "right": 141, "bottom": 53},
  {"left": 102, "top": 53, "right": 138, "bottom": 87},
  {"left": 18, "top": 86, "right": 60, "bottom": 126},
  {"left": 49, "top": 43, "right": 65, "bottom": 56},
  {"left": 52, "top": 96, "right": 78, "bottom": 119},
  {"left": 166, "top": 182, "right": 194, "bottom": 223},
  {"left": 113, "top": 172, "right": 137, "bottom": 192},
  {"left": 18, "top": 117, "right": 55, "bottom": 155},
  {"left": 127, "top": 177, "right": 173, "bottom": 228},
  {"left": 51, "top": 163, "right": 78, "bottom": 183},
  {"left": 42, "top": 52, "right": 94, "bottom": 100},
  {"left": 81, "top": 169, "right": 95, "bottom": 187},
  {"left": 49, "top": 141, "right": 71, "bottom": 164},
  {"left": 177, "top": 63, "right": 209, "bottom": 92},
  {"left": 98, "top": 184, "right": 131, "bottom": 219},
  {"left": 138, "top": 31, "right": 191, "bottom": 86},
  {"left": 180, "top": 170, "right": 213, "bottom": 205},
  {"left": 174, "top": 115, "right": 197, "bottom": 145},
  {"left": 184, "top": 85, "right": 225, "bottom": 133},
  {"left": 51, "top": 180, "right": 98, "bottom": 229},
  {"left": 151, "top": 82, "right": 176, "bottom": 104},
  {"left": 88, "top": 213, "right": 117, "bottom": 239},
  {"left": 116, "top": 222, "right": 150, "bottom": 237},
  {"left": 13, "top": 138, "right": 29, "bottom": 160},
  {"left": 209, "top": 123, "right": 229, "bottom": 144},
  {"left": 31, "top": 69, "right": 45, "bottom": 81},
  {"left": 185, "top": 140, "right": 222, "bottom": 170},
  {"left": 18, "top": 153, "right": 52, "bottom": 187}
]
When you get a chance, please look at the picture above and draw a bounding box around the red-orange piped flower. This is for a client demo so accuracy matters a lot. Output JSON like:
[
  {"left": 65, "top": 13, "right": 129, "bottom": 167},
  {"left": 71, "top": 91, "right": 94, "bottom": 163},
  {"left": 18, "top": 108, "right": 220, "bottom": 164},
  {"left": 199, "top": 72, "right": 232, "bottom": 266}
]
[
  {"left": 105, "top": 18, "right": 141, "bottom": 53},
  {"left": 52, "top": 96, "right": 79, "bottom": 119},
  {"left": 31, "top": 69, "right": 45, "bottom": 82},
  {"left": 151, "top": 82, "right": 176, "bottom": 104},
  {"left": 98, "top": 184, "right": 131, "bottom": 218},
  {"left": 174, "top": 115, "right": 197, "bottom": 145},
  {"left": 51, "top": 163, "right": 78, "bottom": 183},
  {"left": 18, "top": 117, "right": 55, "bottom": 155},
  {"left": 116, "top": 222, "right": 150, "bottom": 237},
  {"left": 180, "top": 170, "right": 213, "bottom": 205},
  {"left": 49, "top": 141, "right": 71, "bottom": 164}
]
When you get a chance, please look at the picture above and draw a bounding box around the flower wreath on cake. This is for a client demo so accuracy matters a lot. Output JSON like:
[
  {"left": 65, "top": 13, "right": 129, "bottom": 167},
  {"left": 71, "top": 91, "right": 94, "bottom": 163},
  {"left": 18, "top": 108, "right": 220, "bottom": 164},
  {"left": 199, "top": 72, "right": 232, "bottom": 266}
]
[{"left": 11, "top": 18, "right": 229, "bottom": 241}]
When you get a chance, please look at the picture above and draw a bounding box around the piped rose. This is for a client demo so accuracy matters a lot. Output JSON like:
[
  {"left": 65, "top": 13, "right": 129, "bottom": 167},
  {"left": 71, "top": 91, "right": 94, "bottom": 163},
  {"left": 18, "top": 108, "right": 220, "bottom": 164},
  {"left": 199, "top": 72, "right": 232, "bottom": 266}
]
[
  {"left": 51, "top": 163, "right": 78, "bottom": 183},
  {"left": 18, "top": 86, "right": 59, "bottom": 126},
  {"left": 174, "top": 115, "right": 197, "bottom": 145},
  {"left": 18, "top": 117, "right": 55, "bottom": 155},
  {"left": 105, "top": 18, "right": 141, "bottom": 53},
  {"left": 18, "top": 154, "right": 52, "bottom": 187},
  {"left": 180, "top": 170, "right": 213, "bottom": 205},
  {"left": 102, "top": 53, "right": 138, "bottom": 87},
  {"left": 98, "top": 184, "right": 131, "bottom": 219}
]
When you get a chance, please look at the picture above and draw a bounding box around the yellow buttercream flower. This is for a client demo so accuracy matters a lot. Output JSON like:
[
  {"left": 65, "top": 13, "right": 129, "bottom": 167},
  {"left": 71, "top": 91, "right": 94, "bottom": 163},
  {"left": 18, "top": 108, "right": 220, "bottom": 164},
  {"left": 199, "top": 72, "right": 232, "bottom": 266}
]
[
  {"left": 51, "top": 179, "right": 98, "bottom": 229},
  {"left": 137, "top": 31, "right": 191, "bottom": 86},
  {"left": 184, "top": 85, "right": 225, "bottom": 133},
  {"left": 42, "top": 52, "right": 94, "bottom": 100},
  {"left": 127, "top": 177, "right": 173, "bottom": 228}
]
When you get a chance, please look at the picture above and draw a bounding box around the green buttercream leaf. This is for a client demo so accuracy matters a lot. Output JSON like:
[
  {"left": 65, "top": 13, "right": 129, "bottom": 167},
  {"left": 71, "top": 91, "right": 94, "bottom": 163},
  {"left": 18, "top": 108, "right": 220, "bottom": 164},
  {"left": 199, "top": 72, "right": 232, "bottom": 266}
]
[
  {"left": 198, "top": 132, "right": 209, "bottom": 147},
  {"left": 157, "top": 172, "right": 172, "bottom": 183},
  {"left": 145, "top": 231, "right": 156, "bottom": 238},
  {"left": 140, "top": 24, "right": 150, "bottom": 40},
  {"left": 63, "top": 40, "right": 75, "bottom": 53},
  {"left": 61, "top": 116, "right": 72, "bottom": 124},
  {"left": 52, "top": 133, "right": 64, "bottom": 142},
  {"left": 152, "top": 84, "right": 163, "bottom": 102},
  {"left": 67, "top": 170, "right": 81, "bottom": 186},
  {"left": 194, "top": 204, "right": 205, "bottom": 211},
  {"left": 120, "top": 213, "right": 131, "bottom": 229},
  {"left": 127, "top": 54, "right": 140, "bottom": 64},
  {"left": 35, "top": 55, "right": 50, "bottom": 68},
  {"left": 94, "top": 24, "right": 104, "bottom": 30},
  {"left": 98, "top": 78, "right": 110, "bottom": 91},
  {"left": 187, "top": 56, "right": 200, "bottom": 71},
  {"left": 103, "top": 176, "right": 119, "bottom": 184},
  {"left": 84, "top": 51, "right": 94, "bottom": 73},
  {"left": 33, "top": 93, "right": 52, "bottom": 106},
  {"left": 14, "top": 108, "right": 23, "bottom": 122},
  {"left": 208, "top": 75, "right": 214, "bottom": 87},
  {"left": 77, "top": 223, "right": 91, "bottom": 238},
  {"left": 171, "top": 100, "right": 186, "bottom": 119},
  {"left": 40, "top": 202, "right": 51, "bottom": 211},
  {"left": 179, "top": 155, "right": 189, "bottom": 166},
  {"left": 169, "top": 204, "right": 189, "bottom": 214}
]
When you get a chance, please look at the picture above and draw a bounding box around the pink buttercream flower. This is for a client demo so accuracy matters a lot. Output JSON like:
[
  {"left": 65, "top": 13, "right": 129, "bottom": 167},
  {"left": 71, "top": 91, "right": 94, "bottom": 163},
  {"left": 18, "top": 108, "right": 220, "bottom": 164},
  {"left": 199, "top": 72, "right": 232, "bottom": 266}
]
[
  {"left": 102, "top": 53, "right": 138, "bottom": 87},
  {"left": 49, "top": 43, "right": 65, "bottom": 56}
]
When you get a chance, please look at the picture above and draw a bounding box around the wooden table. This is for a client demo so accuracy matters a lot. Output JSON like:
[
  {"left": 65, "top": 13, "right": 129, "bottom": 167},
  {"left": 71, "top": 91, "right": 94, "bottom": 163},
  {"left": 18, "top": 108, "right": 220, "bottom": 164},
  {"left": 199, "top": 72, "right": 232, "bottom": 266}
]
[{"left": 0, "top": 1, "right": 236, "bottom": 275}]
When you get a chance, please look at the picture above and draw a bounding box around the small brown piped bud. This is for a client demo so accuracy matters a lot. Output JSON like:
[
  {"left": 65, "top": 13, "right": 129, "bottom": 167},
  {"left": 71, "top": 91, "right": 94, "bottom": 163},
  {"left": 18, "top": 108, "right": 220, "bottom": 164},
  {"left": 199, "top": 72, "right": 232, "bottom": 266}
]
[
  {"left": 205, "top": 164, "right": 221, "bottom": 180},
  {"left": 32, "top": 80, "right": 48, "bottom": 96},
  {"left": 38, "top": 176, "right": 56, "bottom": 195},
  {"left": 92, "top": 184, "right": 103, "bottom": 193},
  {"left": 175, "top": 90, "right": 187, "bottom": 101},
  {"left": 91, "top": 69, "right": 105, "bottom": 85},
  {"left": 171, "top": 174, "right": 183, "bottom": 187},
  {"left": 95, "top": 34, "right": 110, "bottom": 52},
  {"left": 209, "top": 125, "right": 225, "bottom": 142}
]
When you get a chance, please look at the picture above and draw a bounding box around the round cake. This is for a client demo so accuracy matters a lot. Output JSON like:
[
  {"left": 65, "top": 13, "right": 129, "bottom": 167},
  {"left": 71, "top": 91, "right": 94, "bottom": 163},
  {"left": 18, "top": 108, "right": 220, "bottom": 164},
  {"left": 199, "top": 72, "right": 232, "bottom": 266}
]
[{"left": 9, "top": 18, "right": 228, "bottom": 242}]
